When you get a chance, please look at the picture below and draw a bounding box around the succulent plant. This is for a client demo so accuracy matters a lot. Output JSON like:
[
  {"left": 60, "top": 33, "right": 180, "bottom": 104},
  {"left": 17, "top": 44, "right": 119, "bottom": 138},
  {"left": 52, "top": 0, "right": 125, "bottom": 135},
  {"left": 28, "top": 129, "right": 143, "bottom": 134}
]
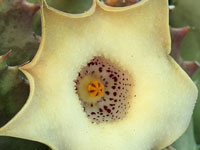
[
  {"left": 0, "top": 0, "right": 40, "bottom": 65},
  {"left": 0, "top": 0, "right": 199, "bottom": 150}
]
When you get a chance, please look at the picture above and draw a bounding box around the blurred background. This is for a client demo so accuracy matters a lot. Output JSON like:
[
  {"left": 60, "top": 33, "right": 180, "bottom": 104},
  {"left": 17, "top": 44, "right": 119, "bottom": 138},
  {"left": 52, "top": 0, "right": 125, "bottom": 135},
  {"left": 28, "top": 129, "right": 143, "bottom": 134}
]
[{"left": 0, "top": 0, "right": 199, "bottom": 149}]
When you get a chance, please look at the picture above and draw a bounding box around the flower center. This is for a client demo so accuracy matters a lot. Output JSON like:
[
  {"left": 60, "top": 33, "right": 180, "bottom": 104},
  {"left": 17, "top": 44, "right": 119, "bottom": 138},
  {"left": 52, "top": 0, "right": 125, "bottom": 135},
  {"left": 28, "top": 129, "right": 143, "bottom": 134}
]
[
  {"left": 88, "top": 81, "right": 104, "bottom": 97},
  {"left": 75, "top": 56, "right": 133, "bottom": 123}
]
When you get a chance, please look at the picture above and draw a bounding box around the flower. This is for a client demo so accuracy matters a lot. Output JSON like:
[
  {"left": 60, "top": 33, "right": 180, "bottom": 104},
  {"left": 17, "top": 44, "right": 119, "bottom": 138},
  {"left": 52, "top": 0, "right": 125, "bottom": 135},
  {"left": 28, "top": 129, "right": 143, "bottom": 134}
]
[{"left": 0, "top": 0, "right": 198, "bottom": 150}]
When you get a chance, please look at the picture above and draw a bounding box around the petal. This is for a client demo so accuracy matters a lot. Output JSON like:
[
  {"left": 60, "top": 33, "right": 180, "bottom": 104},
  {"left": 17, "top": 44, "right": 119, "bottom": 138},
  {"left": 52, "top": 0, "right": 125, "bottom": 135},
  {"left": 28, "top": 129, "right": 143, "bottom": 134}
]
[{"left": 0, "top": 0, "right": 198, "bottom": 150}]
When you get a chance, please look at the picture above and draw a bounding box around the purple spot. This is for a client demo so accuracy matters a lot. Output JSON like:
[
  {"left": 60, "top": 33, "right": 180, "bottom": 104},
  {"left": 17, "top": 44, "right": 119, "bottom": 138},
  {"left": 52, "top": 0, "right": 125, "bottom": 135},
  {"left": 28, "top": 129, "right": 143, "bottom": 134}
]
[
  {"left": 113, "top": 92, "right": 117, "bottom": 96},
  {"left": 105, "top": 91, "right": 110, "bottom": 95}
]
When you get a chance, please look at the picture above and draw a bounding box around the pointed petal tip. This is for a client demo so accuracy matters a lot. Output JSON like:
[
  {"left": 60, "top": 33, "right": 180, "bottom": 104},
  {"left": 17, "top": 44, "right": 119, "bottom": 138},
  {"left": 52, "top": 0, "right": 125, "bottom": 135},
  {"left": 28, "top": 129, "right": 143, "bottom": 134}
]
[
  {"left": 30, "top": 4, "right": 40, "bottom": 12},
  {"left": 1, "top": 50, "right": 12, "bottom": 61},
  {"left": 183, "top": 61, "right": 200, "bottom": 77},
  {"left": 22, "top": 0, "right": 40, "bottom": 15},
  {"left": 181, "top": 26, "right": 190, "bottom": 35},
  {"left": 170, "top": 26, "right": 190, "bottom": 50},
  {"left": 171, "top": 26, "right": 190, "bottom": 39}
]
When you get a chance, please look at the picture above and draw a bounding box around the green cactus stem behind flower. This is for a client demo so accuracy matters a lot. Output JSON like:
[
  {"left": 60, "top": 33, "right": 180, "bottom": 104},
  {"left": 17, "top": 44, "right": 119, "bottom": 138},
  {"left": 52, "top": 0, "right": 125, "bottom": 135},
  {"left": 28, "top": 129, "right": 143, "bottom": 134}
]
[
  {"left": 0, "top": 0, "right": 198, "bottom": 150},
  {"left": 0, "top": 0, "right": 199, "bottom": 150},
  {"left": 0, "top": 51, "right": 29, "bottom": 127},
  {"left": 0, "top": 0, "right": 40, "bottom": 66},
  {"left": 0, "top": 0, "right": 51, "bottom": 149},
  {"left": 0, "top": 50, "right": 51, "bottom": 150},
  {"left": 169, "top": 26, "right": 199, "bottom": 150},
  {"left": 170, "top": 0, "right": 200, "bottom": 145},
  {"left": 45, "top": 0, "right": 93, "bottom": 14}
]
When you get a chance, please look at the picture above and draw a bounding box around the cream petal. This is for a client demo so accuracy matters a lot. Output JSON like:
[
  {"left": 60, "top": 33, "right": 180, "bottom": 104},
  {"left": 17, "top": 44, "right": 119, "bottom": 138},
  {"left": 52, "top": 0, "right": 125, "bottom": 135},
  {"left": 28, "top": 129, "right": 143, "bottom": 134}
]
[{"left": 0, "top": 0, "right": 197, "bottom": 150}]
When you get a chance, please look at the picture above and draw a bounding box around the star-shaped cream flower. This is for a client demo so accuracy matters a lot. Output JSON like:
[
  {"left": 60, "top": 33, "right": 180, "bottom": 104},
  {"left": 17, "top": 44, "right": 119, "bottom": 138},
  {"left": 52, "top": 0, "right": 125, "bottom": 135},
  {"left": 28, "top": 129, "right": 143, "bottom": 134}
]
[{"left": 0, "top": 0, "right": 198, "bottom": 150}]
